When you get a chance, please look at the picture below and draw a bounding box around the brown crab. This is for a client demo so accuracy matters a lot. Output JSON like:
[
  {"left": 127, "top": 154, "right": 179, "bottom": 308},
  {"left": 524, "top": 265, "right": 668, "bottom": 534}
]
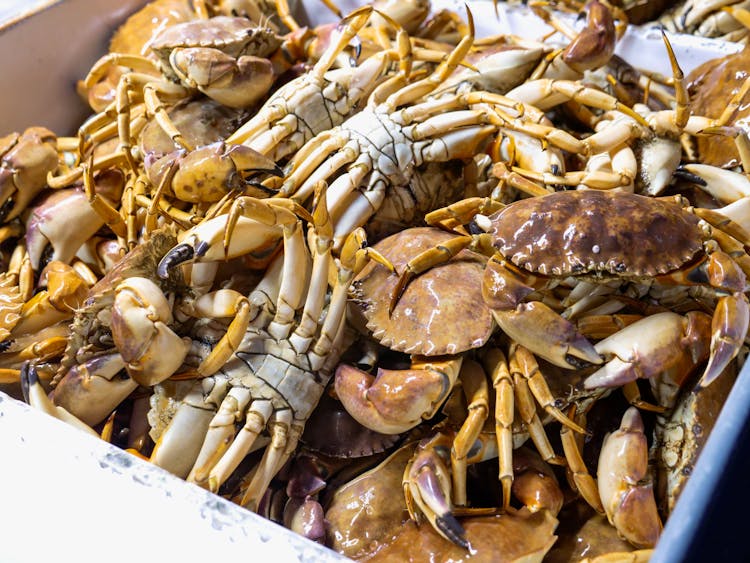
[
  {"left": 686, "top": 46, "right": 750, "bottom": 169},
  {"left": 335, "top": 227, "right": 586, "bottom": 538},
  {"left": 399, "top": 189, "right": 749, "bottom": 391}
]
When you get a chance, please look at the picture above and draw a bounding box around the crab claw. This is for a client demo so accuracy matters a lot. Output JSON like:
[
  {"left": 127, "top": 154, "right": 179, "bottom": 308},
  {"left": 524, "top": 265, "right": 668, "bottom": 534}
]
[
  {"left": 157, "top": 214, "right": 284, "bottom": 277},
  {"left": 583, "top": 311, "right": 711, "bottom": 390},
  {"left": 698, "top": 293, "right": 750, "bottom": 389},
  {"left": 483, "top": 259, "right": 601, "bottom": 369},
  {"left": 597, "top": 407, "right": 662, "bottom": 548},
  {"left": 404, "top": 439, "right": 468, "bottom": 549},
  {"left": 51, "top": 353, "right": 137, "bottom": 427},
  {"left": 562, "top": 0, "right": 616, "bottom": 73},
  {"left": 22, "top": 362, "right": 100, "bottom": 437},
  {"left": 157, "top": 242, "right": 197, "bottom": 278},
  {"left": 111, "top": 277, "right": 191, "bottom": 386},
  {"left": 335, "top": 356, "right": 462, "bottom": 435},
  {"left": 491, "top": 302, "right": 602, "bottom": 369}
]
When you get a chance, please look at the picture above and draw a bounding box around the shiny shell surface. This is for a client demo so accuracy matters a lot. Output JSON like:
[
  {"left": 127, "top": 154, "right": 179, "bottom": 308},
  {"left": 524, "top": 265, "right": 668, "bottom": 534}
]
[
  {"left": 352, "top": 227, "right": 494, "bottom": 356},
  {"left": 140, "top": 98, "right": 250, "bottom": 158},
  {"left": 491, "top": 190, "right": 702, "bottom": 277},
  {"left": 364, "top": 510, "right": 559, "bottom": 562},
  {"left": 150, "top": 16, "right": 282, "bottom": 59}
]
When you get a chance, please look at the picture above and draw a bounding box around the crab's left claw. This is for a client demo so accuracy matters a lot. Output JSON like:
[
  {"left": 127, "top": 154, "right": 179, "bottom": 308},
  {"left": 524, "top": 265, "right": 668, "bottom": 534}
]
[
  {"left": 404, "top": 440, "right": 468, "bottom": 550},
  {"left": 584, "top": 311, "right": 711, "bottom": 390}
]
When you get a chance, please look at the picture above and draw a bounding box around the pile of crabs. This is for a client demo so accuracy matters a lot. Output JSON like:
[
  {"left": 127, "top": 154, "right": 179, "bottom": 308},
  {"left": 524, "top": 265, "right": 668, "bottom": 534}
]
[{"left": 3, "top": 0, "right": 750, "bottom": 559}]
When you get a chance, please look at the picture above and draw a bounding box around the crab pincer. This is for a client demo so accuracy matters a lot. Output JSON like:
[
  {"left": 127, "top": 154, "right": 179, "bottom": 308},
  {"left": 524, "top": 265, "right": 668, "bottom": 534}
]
[
  {"left": 404, "top": 436, "right": 469, "bottom": 550},
  {"left": 598, "top": 407, "right": 663, "bottom": 548}
]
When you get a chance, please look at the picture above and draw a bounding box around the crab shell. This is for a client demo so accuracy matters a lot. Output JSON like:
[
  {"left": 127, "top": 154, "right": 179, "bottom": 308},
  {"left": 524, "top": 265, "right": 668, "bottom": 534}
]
[
  {"left": 686, "top": 47, "right": 750, "bottom": 169},
  {"left": 150, "top": 16, "right": 282, "bottom": 74},
  {"left": 490, "top": 190, "right": 702, "bottom": 278},
  {"left": 351, "top": 227, "right": 494, "bottom": 356}
]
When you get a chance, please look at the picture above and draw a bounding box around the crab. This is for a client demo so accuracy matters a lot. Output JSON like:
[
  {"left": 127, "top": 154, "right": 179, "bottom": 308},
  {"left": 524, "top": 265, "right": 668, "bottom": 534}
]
[
  {"left": 324, "top": 432, "right": 562, "bottom": 559},
  {"left": 335, "top": 227, "right": 590, "bottom": 525},
  {"left": 81, "top": 14, "right": 283, "bottom": 161},
  {"left": 398, "top": 189, "right": 750, "bottom": 391},
  {"left": 660, "top": 0, "right": 750, "bottom": 42},
  {"left": 263, "top": 4, "right": 651, "bottom": 247},
  {"left": 684, "top": 45, "right": 750, "bottom": 169},
  {"left": 147, "top": 186, "right": 394, "bottom": 510},
  {"left": 0, "top": 127, "right": 58, "bottom": 223},
  {"left": 225, "top": 5, "right": 415, "bottom": 164},
  {"left": 650, "top": 352, "right": 739, "bottom": 516}
]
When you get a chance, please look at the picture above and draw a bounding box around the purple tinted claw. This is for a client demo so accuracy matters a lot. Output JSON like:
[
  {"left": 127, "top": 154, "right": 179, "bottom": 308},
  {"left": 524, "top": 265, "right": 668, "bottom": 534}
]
[
  {"left": 436, "top": 513, "right": 469, "bottom": 550},
  {"left": 406, "top": 443, "right": 468, "bottom": 549}
]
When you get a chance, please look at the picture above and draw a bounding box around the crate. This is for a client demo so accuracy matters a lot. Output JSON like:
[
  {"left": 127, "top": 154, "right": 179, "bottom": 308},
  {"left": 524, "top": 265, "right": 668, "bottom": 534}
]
[{"left": 0, "top": 2, "right": 747, "bottom": 561}]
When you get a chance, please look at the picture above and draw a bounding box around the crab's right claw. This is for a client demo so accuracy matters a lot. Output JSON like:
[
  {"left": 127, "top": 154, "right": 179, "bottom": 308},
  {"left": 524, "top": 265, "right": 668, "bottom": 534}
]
[
  {"left": 157, "top": 242, "right": 198, "bottom": 279},
  {"left": 157, "top": 212, "right": 285, "bottom": 277},
  {"left": 335, "top": 357, "right": 463, "bottom": 435},
  {"left": 562, "top": 0, "right": 616, "bottom": 73},
  {"left": 404, "top": 445, "right": 468, "bottom": 550}
]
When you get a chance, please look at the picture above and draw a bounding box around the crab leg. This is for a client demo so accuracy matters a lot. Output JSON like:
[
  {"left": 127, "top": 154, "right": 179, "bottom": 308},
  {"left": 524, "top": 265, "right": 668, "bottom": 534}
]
[
  {"left": 449, "top": 359, "right": 489, "bottom": 507},
  {"left": 560, "top": 405, "right": 605, "bottom": 513},
  {"left": 239, "top": 409, "right": 300, "bottom": 511},
  {"left": 483, "top": 347, "right": 514, "bottom": 511},
  {"left": 188, "top": 289, "right": 253, "bottom": 377},
  {"left": 311, "top": 228, "right": 393, "bottom": 372},
  {"left": 506, "top": 79, "right": 648, "bottom": 125},
  {"left": 225, "top": 7, "right": 390, "bottom": 152},
  {"left": 384, "top": 7, "right": 475, "bottom": 109},
  {"left": 511, "top": 344, "right": 586, "bottom": 433},
  {"left": 150, "top": 375, "right": 231, "bottom": 478}
]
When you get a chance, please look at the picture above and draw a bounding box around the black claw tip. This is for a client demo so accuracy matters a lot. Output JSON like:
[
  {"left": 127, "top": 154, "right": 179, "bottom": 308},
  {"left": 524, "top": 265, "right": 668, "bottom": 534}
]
[
  {"left": 157, "top": 244, "right": 195, "bottom": 279},
  {"left": 270, "top": 164, "right": 284, "bottom": 178},
  {"left": 674, "top": 166, "right": 707, "bottom": 186},
  {"left": 436, "top": 513, "right": 469, "bottom": 549},
  {"left": 20, "top": 361, "right": 37, "bottom": 404}
]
